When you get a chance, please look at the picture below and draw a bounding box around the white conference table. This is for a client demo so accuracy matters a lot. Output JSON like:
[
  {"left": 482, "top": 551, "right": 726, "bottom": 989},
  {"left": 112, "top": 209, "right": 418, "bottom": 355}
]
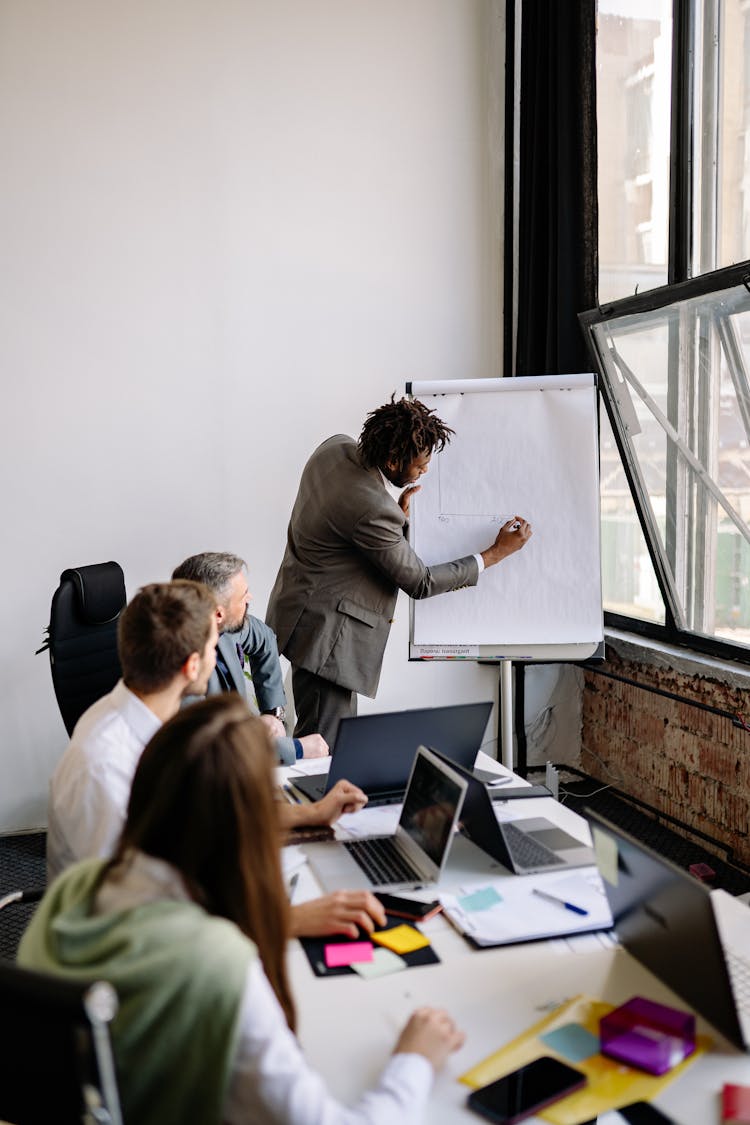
[{"left": 279, "top": 753, "right": 750, "bottom": 1124}]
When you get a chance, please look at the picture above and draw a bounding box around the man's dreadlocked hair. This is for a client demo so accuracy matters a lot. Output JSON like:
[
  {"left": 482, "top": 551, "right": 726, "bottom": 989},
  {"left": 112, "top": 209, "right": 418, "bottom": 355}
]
[{"left": 357, "top": 395, "right": 454, "bottom": 471}]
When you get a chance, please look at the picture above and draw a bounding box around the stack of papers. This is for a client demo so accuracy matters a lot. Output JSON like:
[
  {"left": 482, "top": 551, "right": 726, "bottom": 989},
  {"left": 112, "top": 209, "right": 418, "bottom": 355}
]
[{"left": 441, "top": 871, "right": 612, "bottom": 947}]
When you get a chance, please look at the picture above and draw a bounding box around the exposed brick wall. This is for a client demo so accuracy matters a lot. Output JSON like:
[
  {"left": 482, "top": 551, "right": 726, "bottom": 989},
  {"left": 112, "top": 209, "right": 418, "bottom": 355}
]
[{"left": 581, "top": 647, "right": 750, "bottom": 865}]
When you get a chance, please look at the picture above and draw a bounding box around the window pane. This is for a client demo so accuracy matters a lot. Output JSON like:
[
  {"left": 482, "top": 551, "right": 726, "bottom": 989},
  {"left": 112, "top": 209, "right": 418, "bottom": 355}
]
[
  {"left": 600, "top": 408, "right": 666, "bottom": 622},
  {"left": 591, "top": 277, "right": 750, "bottom": 652},
  {"left": 714, "top": 308, "right": 750, "bottom": 643},
  {"left": 715, "top": 0, "right": 750, "bottom": 269},
  {"left": 596, "top": 0, "right": 672, "bottom": 303}
]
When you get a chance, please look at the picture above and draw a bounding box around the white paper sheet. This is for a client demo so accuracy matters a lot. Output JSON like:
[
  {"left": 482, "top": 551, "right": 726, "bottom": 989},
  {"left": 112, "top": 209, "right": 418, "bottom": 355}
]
[
  {"left": 335, "top": 805, "right": 401, "bottom": 839},
  {"left": 411, "top": 380, "right": 603, "bottom": 646},
  {"left": 441, "top": 869, "right": 612, "bottom": 946}
]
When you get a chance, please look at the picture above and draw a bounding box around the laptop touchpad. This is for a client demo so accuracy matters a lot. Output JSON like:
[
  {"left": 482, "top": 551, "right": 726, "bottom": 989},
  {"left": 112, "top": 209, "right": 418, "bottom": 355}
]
[{"left": 526, "top": 826, "right": 582, "bottom": 851}]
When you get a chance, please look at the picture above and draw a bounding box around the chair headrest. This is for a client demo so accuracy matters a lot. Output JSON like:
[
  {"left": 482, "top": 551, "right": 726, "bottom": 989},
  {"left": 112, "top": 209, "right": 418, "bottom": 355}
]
[{"left": 59, "top": 562, "right": 126, "bottom": 625}]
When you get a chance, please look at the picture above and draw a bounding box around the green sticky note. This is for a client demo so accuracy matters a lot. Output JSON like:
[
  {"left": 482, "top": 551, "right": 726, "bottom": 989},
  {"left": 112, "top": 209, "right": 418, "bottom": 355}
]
[
  {"left": 458, "top": 886, "right": 503, "bottom": 912},
  {"left": 350, "top": 947, "right": 407, "bottom": 979},
  {"left": 540, "top": 1021, "right": 600, "bottom": 1063}
]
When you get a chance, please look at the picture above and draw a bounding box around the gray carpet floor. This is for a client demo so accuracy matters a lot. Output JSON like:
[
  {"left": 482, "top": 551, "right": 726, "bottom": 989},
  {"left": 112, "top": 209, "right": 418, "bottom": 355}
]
[{"left": 0, "top": 832, "right": 46, "bottom": 960}]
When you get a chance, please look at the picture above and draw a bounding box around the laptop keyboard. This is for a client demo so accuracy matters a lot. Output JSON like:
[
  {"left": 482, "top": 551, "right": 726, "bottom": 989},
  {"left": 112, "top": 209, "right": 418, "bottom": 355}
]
[
  {"left": 344, "top": 836, "right": 420, "bottom": 886},
  {"left": 727, "top": 948, "right": 750, "bottom": 1014},
  {"left": 503, "top": 822, "right": 563, "bottom": 869}
]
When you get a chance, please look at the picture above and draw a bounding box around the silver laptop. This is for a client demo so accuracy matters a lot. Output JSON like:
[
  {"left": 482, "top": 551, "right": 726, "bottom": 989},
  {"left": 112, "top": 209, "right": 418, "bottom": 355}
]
[
  {"left": 589, "top": 810, "right": 750, "bottom": 1050},
  {"left": 431, "top": 747, "right": 595, "bottom": 874},
  {"left": 306, "top": 746, "right": 469, "bottom": 893}
]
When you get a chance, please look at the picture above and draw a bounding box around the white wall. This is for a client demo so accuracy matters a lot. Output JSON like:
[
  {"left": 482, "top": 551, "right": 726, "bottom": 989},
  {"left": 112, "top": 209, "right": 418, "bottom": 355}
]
[
  {"left": 0, "top": 0, "right": 506, "bottom": 831},
  {"left": 524, "top": 665, "right": 583, "bottom": 769}
]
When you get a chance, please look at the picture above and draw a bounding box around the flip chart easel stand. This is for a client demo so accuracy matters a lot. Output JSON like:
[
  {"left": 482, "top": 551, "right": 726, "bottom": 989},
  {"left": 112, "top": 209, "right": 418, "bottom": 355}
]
[
  {"left": 500, "top": 659, "right": 514, "bottom": 770},
  {"left": 406, "top": 374, "right": 604, "bottom": 777}
]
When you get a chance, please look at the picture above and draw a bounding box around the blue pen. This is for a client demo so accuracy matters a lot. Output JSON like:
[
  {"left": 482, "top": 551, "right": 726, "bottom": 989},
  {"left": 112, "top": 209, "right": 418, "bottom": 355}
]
[{"left": 532, "top": 888, "right": 588, "bottom": 916}]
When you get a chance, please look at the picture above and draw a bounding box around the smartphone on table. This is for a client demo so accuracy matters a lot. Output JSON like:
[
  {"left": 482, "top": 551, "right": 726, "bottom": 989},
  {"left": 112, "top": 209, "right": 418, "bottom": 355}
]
[
  {"left": 592, "top": 1104, "right": 676, "bottom": 1125},
  {"left": 467, "top": 1055, "right": 586, "bottom": 1124},
  {"left": 374, "top": 893, "right": 443, "bottom": 921}
]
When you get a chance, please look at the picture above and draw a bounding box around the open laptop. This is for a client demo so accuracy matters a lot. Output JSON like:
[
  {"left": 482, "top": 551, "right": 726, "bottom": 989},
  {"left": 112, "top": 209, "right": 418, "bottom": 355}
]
[
  {"left": 429, "top": 748, "right": 595, "bottom": 873},
  {"left": 305, "top": 746, "right": 469, "bottom": 893},
  {"left": 290, "top": 701, "right": 493, "bottom": 806},
  {"left": 588, "top": 810, "right": 750, "bottom": 1051}
]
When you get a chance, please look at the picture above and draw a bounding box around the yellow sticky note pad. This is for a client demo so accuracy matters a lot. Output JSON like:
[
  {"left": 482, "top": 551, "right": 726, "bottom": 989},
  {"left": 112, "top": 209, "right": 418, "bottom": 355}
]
[{"left": 372, "top": 924, "right": 430, "bottom": 955}]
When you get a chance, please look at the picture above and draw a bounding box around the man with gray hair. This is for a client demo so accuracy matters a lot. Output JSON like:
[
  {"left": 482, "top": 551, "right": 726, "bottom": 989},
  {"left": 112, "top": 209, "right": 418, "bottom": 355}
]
[{"left": 172, "top": 552, "right": 328, "bottom": 764}]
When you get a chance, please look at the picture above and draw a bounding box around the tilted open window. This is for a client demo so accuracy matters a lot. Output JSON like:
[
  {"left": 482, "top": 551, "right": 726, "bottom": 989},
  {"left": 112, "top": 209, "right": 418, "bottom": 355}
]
[{"left": 581, "top": 263, "right": 750, "bottom": 661}]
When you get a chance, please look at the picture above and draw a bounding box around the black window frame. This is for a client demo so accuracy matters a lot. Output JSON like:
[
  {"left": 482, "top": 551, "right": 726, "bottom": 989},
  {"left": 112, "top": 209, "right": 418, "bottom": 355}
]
[{"left": 504, "top": 0, "right": 750, "bottom": 664}]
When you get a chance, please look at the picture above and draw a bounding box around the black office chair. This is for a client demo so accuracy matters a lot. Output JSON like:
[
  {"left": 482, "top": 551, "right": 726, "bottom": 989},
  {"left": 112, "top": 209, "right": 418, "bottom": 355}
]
[
  {"left": 0, "top": 959, "right": 122, "bottom": 1124},
  {"left": 37, "top": 562, "right": 126, "bottom": 736}
]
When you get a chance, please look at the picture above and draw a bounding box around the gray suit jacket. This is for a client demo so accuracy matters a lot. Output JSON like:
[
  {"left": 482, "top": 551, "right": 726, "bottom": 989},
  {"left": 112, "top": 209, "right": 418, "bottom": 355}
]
[
  {"left": 266, "top": 435, "right": 479, "bottom": 698},
  {"left": 200, "top": 617, "right": 298, "bottom": 766}
]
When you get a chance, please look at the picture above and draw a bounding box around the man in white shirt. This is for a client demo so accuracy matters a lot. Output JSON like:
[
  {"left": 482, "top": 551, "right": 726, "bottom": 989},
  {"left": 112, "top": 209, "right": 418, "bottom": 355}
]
[
  {"left": 47, "top": 580, "right": 386, "bottom": 940},
  {"left": 47, "top": 580, "right": 219, "bottom": 880}
]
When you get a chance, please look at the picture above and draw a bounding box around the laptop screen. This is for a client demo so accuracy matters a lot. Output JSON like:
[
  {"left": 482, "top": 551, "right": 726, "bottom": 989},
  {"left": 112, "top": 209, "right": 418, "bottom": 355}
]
[
  {"left": 327, "top": 701, "right": 493, "bottom": 793},
  {"left": 587, "top": 809, "right": 746, "bottom": 1050},
  {"left": 398, "top": 750, "right": 465, "bottom": 868}
]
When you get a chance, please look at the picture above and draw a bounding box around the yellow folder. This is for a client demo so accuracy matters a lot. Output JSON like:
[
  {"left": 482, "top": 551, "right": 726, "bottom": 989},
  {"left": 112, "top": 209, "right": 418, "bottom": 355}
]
[{"left": 460, "top": 994, "right": 709, "bottom": 1125}]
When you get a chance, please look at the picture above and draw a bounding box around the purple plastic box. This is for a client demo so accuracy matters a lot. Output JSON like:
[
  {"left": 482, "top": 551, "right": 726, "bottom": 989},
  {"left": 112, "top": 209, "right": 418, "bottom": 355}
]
[{"left": 599, "top": 996, "right": 696, "bottom": 1075}]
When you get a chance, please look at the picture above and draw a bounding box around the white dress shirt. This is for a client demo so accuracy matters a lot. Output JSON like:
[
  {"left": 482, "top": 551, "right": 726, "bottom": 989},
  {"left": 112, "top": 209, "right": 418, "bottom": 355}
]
[
  {"left": 46, "top": 680, "right": 161, "bottom": 881},
  {"left": 96, "top": 852, "right": 434, "bottom": 1125}
]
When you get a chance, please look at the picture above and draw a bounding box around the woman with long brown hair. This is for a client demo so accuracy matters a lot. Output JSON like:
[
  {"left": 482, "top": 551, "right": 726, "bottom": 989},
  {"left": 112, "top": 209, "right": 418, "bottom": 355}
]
[{"left": 19, "top": 695, "right": 464, "bottom": 1125}]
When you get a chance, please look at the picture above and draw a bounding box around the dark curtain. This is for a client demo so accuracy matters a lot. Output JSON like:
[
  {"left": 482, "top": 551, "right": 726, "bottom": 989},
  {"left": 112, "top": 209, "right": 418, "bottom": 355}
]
[{"left": 514, "top": 0, "right": 598, "bottom": 376}]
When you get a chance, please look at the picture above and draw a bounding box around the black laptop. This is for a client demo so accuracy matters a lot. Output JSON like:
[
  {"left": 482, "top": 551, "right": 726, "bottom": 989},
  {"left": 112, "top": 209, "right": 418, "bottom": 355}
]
[
  {"left": 430, "top": 748, "right": 595, "bottom": 873},
  {"left": 290, "top": 701, "right": 493, "bottom": 805},
  {"left": 588, "top": 810, "right": 750, "bottom": 1050}
]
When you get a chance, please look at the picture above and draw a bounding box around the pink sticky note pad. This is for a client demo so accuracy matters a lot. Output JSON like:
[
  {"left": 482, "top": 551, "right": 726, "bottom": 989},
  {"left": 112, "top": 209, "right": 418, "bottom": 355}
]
[{"left": 324, "top": 941, "right": 374, "bottom": 968}]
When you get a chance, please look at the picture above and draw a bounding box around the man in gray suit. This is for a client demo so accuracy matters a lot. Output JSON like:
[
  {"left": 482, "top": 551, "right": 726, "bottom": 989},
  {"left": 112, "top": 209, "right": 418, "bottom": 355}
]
[
  {"left": 172, "top": 552, "right": 328, "bottom": 765},
  {"left": 267, "top": 396, "right": 532, "bottom": 744}
]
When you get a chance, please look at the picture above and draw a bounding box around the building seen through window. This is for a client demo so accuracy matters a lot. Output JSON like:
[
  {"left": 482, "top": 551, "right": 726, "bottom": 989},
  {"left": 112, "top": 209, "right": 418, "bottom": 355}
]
[
  {"left": 597, "top": 0, "right": 672, "bottom": 305},
  {"left": 585, "top": 275, "right": 750, "bottom": 652},
  {"left": 593, "top": 1, "right": 750, "bottom": 657}
]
